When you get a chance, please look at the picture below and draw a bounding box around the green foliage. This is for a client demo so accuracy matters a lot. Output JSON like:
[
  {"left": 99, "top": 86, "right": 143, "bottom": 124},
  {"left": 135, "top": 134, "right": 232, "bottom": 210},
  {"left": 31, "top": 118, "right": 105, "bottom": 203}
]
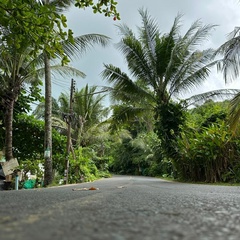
[
  {"left": 19, "top": 159, "right": 44, "bottom": 181},
  {"left": 171, "top": 101, "right": 240, "bottom": 183},
  {"left": 13, "top": 115, "right": 44, "bottom": 160},
  {"left": 102, "top": 9, "right": 219, "bottom": 167},
  {"left": 75, "top": 0, "right": 119, "bottom": 20},
  {"left": 15, "top": 85, "right": 44, "bottom": 115},
  {"left": 155, "top": 101, "right": 186, "bottom": 159},
  {"left": 33, "top": 85, "right": 109, "bottom": 147},
  {"left": 73, "top": 85, "right": 108, "bottom": 129},
  {"left": 110, "top": 131, "right": 161, "bottom": 176},
  {"left": 175, "top": 121, "right": 240, "bottom": 183},
  {"left": 187, "top": 100, "right": 229, "bottom": 129},
  {"left": 68, "top": 147, "right": 100, "bottom": 183},
  {"left": 0, "top": 114, "right": 66, "bottom": 161},
  {"left": 0, "top": 0, "right": 119, "bottom": 65},
  {"left": 146, "top": 157, "right": 173, "bottom": 178},
  {"left": 0, "top": 0, "right": 73, "bottom": 63},
  {"left": 155, "top": 34, "right": 176, "bottom": 78},
  {"left": 109, "top": 138, "right": 138, "bottom": 174}
]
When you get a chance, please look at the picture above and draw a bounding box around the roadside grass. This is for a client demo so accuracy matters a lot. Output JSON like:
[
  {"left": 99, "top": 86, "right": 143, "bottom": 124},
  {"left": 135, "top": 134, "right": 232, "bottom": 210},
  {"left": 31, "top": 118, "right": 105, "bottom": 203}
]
[{"left": 158, "top": 175, "right": 240, "bottom": 186}]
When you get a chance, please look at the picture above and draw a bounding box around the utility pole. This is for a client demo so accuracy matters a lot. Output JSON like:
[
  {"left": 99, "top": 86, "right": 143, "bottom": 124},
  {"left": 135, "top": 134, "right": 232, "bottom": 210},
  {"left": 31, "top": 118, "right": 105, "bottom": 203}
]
[{"left": 64, "top": 78, "right": 75, "bottom": 184}]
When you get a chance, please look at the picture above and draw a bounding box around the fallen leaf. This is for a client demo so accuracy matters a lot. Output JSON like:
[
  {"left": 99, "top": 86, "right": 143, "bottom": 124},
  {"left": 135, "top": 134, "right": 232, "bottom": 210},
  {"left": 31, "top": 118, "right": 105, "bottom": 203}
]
[
  {"left": 88, "top": 187, "right": 99, "bottom": 190},
  {"left": 72, "top": 188, "right": 88, "bottom": 191},
  {"left": 72, "top": 187, "right": 99, "bottom": 191}
]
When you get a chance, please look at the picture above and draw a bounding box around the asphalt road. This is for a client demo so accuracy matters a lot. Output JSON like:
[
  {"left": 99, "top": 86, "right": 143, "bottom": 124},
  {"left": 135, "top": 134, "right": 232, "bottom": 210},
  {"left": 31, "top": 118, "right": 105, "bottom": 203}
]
[{"left": 1, "top": 175, "right": 240, "bottom": 240}]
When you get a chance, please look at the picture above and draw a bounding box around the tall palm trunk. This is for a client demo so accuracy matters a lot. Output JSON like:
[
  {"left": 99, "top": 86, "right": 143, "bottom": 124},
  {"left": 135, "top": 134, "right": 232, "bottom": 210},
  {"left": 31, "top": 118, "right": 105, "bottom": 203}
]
[
  {"left": 43, "top": 52, "right": 53, "bottom": 186},
  {"left": 42, "top": 0, "right": 53, "bottom": 186},
  {"left": 4, "top": 98, "right": 14, "bottom": 161},
  {"left": 4, "top": 57, "right": 20, "bottom": 161}
]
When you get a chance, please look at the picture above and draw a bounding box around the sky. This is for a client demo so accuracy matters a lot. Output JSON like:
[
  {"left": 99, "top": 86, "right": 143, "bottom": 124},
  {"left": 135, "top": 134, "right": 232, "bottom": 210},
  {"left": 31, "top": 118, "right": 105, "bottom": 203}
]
[{"left": 51, "top": 0, "right": 240, "bottom": 105}]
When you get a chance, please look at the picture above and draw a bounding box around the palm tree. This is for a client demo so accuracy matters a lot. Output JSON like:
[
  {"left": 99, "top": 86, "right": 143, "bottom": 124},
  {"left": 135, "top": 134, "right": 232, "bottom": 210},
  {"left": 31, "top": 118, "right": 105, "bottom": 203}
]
[
  {"left": 32, "top": 97, "right": 61, "bottom": 120},
  {"left": 216, "top": 27, "right": 240, "bottom": 131},
  {"left": 33, "top": 84, "right": 109, "bottom": 145},
  {"left": 101, "top": 9, "right": 224, "bottom": 156},
  {"left": 0, "top": 44, "right": 85, "bottom": 162},
  {"left": 0, "top": 0, "right": 114, "bottom": 184},
  {"left": 40, "top": 0, "right": 111, "bottom": 185},
  {"left": 74, "top": 85, "right": 109, "bottom": 146},
  {"left": 0, "top": 47, "right": 41, "bottom": 161},
  {"left": 49, "top": 85, "right": 109, "bottom": 144}
]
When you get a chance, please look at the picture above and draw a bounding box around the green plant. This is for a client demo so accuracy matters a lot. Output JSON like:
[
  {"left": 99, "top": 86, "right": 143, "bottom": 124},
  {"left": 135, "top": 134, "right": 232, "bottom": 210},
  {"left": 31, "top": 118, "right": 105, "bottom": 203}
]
[
  {"left": 175, "top": 121, "right": 240, "bottom": 183},
  {"left": 68, "top": 147, "right": 99, "bottom": 183},
  {"left": 155, "top": 101, "right": 186, "bottom": 159}
]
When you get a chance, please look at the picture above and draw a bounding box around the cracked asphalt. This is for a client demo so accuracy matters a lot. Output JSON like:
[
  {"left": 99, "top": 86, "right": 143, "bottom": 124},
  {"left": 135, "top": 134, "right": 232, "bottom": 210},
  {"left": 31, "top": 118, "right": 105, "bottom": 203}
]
[{"left": 1, "top": 175, "right": 240, "bottom": 240}]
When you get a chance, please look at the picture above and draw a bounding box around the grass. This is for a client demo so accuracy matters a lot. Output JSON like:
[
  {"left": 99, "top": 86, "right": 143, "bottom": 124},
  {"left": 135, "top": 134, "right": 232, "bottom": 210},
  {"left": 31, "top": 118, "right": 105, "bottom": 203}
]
[{"left": 158, "top": 175, "right": 240, "bottom": 186}]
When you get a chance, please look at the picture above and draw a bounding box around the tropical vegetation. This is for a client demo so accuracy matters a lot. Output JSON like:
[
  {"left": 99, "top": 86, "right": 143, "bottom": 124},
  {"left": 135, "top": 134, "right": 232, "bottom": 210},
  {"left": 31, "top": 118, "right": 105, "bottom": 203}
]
[
  {"left": 0, "top": 0, "right": 118, "bottom": 186},
  {"left": 3, "top": 2, "right": 240, "bottom": 189}
]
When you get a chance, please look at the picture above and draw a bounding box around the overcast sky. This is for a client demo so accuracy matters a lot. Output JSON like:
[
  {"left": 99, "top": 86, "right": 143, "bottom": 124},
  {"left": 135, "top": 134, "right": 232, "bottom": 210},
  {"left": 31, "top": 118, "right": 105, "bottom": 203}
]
[{"left": 51, "top": 0, "right": 240, "bottom": 104}]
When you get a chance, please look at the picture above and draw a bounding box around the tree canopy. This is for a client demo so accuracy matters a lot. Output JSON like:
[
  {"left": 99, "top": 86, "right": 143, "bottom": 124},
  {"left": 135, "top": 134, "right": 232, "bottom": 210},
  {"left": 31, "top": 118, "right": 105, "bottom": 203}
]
[{"left": 0, "top": 0, "right": 119, "bottom": 63}]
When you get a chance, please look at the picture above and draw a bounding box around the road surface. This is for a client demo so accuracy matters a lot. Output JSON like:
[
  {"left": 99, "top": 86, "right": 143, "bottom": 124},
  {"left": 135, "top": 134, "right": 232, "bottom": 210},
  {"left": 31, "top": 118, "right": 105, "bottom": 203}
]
[{"left": 1, "top": 175, "right": 240, "bottom": 240}]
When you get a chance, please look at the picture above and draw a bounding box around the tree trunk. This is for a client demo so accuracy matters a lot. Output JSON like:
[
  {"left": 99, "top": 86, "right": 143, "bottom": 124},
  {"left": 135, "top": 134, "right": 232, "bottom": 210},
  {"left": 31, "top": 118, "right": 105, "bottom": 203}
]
[
  {"left": 43, "top": 52, "right": 53, "bottom": 186},
  {"left": 4, "top": 98, "right": 14, "bottom": 161}
]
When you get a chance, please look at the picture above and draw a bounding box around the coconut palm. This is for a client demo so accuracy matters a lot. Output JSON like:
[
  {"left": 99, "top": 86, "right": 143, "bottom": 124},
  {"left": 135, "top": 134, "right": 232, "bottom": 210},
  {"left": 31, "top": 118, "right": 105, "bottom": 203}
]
[
  {"left": 216, "top": 27, "right": 240, "bottom": 131},
  {"left": 32, "top": 97, "right": 61, "bottom": 120},
  {"left": 33, "top": 84, "right": 109, "bottom": 145},
  {"left": 40, "top": 0, "right": 111, "bottom": 185},
  {"left": 58, "top": 85, "right": 109, "bottom": 146},
  {"left": 73, "top": 85, "right": 109, "bottom": 146},
  {"left": 0, "top": 43, "right": 85, "bottom": 162},
  {"left": 101, "top": 9, "right": 231, "bottom": 156},
  {"left": 0, "top": 47, "right": 40, "bottom": 161}
]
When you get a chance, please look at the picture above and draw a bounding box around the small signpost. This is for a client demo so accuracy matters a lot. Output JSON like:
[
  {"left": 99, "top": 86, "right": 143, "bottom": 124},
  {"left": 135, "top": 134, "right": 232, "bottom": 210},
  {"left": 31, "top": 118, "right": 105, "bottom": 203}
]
[
  {"left": 1, "top": 158, "right": 19, "bottom": 176},
  {"left": 0, "top": 157, "right": 20, "bottom": 189}
]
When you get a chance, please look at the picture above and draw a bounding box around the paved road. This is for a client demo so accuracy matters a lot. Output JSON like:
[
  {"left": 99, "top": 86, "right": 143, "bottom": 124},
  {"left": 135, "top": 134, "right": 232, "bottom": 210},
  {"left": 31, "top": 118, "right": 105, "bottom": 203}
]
[{"left": 1, "top": 176, "right": 240, "bottom": 240}]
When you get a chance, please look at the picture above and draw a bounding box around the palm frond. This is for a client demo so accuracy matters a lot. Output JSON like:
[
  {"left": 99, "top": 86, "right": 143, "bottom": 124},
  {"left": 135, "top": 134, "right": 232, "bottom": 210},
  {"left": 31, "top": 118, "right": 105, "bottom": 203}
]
[
  {"left": 32, "top": 97, "right": 60, "bottom": 119},
  {"left": 216, "top": 27, "right": 240, "bottom": 82},
  {"left": 115, "top": 23, "right": 134, "bottom": 37},
  {"left": 138, "top": 8, "right": 160, "bottom": 60},
  {"left": 50, "top": 65, "right": 86, "bottom": 79},
  {"left": 229, "top": 91, "right": 240, "bottom": 132},
  {"left": 32, "top": 102, "right": 45, "bottom": 119},
  {"left": 116, "top": 37, "right": 155, "bottom": 87},
  {"left": 155, "top": 14, "right": 183, "bottom": 86},
  {"left": 0, "top": 47, "right": 42, "bottom": 89},
  {"left": 184, "top": 89, "right": 239, "bottom": 107},
  {"left": 181, "top": 20, "right": 216, "bottom": 51},
  {"left": 101, "top": 64, "right": 155, "bottom": 104},
  {"left": 109, "top": 104, "right": 148, "bottom": 131},
  {"left": 102, "top": 9, "right": 226, "bottom": 129},
  {"left": 169, "top": 49, "right": 217, "bottom": 97},
  {"left": 52, "top": 116, "right": 67, "bottom": 130},
  {"left": 61, "top": 34, "right": 110, "bottom": 60},
  {"left": 73, "top": 85, "right": 107, "bottom": 127},
  {"left": 124, "top": 37, "right": 155, "bottom": 85},
  {"left": 58, "top": 92, "right": 70, "bottom": 113},
  {"left": 164, "top": 21, "right": 216, "bottom": 92},
  {"left": 48, "top": 0, "right": 75, "bottom": 12},
  {"left": 167, "top": 13, "right": 183, "bottom": 42}
]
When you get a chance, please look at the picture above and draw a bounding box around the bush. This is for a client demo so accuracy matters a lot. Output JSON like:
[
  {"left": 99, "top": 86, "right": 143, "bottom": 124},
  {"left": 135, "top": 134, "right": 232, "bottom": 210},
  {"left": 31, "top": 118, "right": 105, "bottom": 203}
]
[
  {"left": 174, "top": 122, "right": 240, "bottom": 183},
  {"left": 68, "top": 147, "right": 110, "bottom": 183}
]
